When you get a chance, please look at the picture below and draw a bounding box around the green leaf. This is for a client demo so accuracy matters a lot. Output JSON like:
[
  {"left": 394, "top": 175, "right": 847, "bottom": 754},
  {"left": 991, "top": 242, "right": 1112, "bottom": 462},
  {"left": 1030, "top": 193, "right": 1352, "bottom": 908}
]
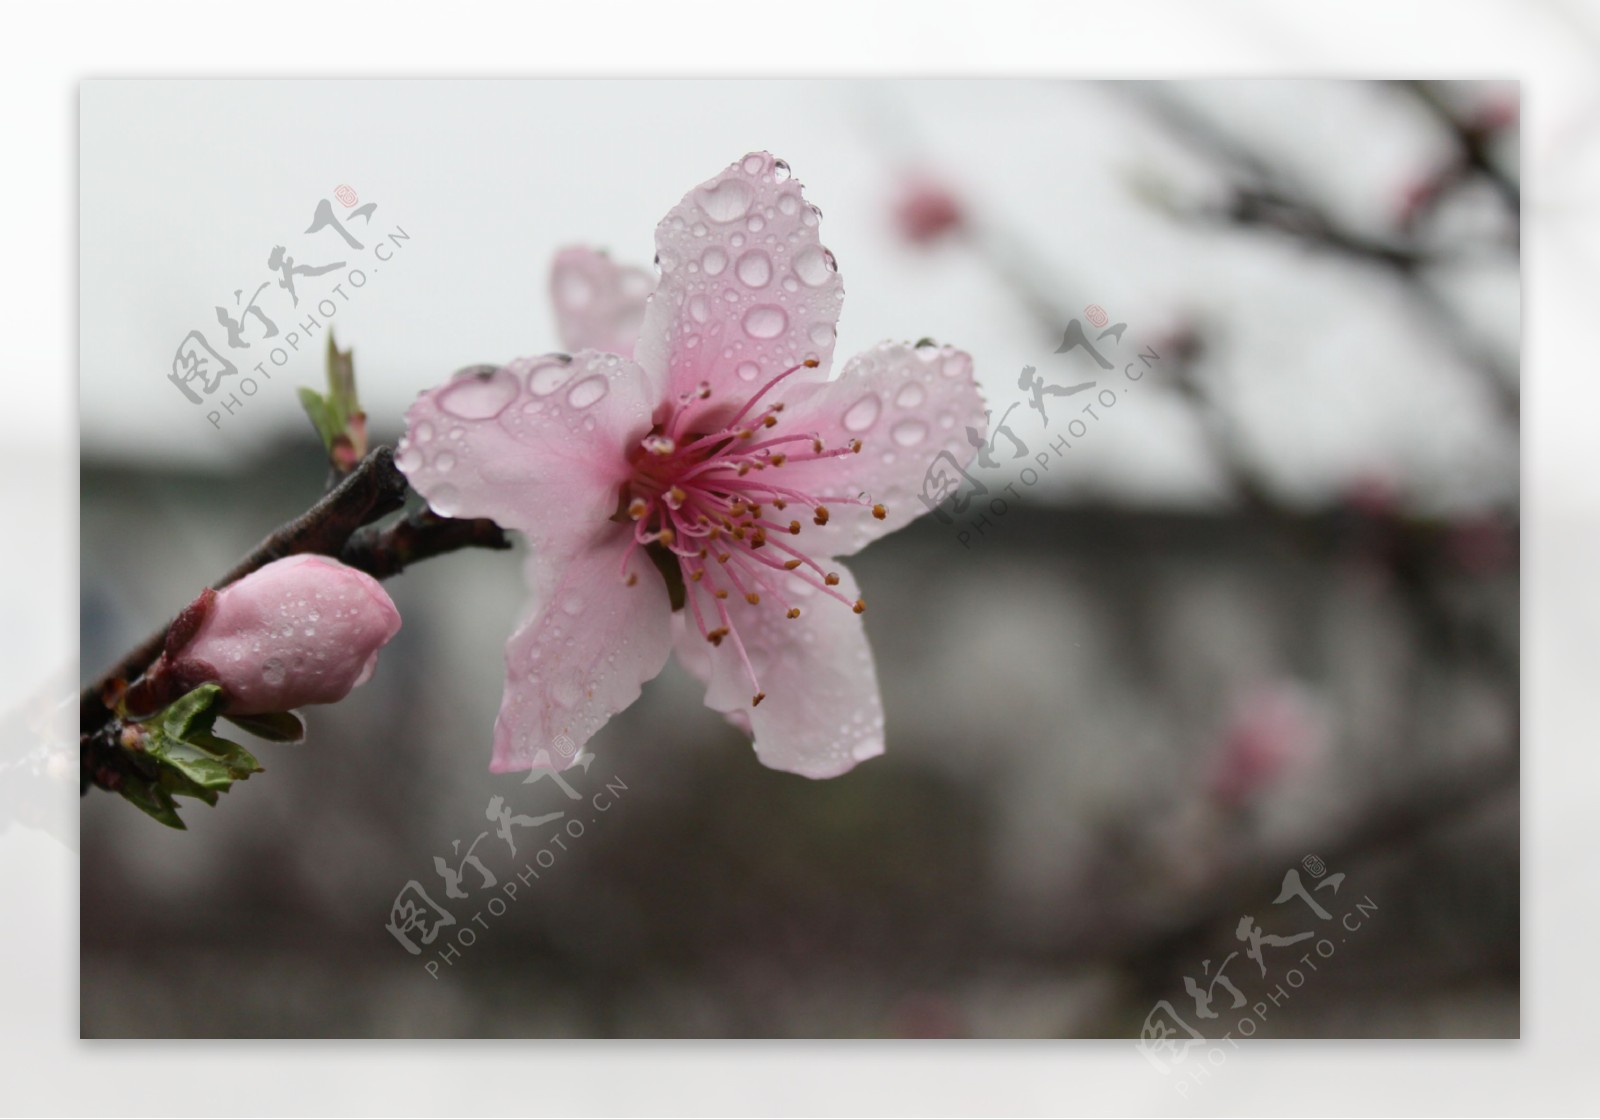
[
  {"left": 114, "top": 684, "right": 264, "bottom": 827},
  {"left": 298, "top": 386, "right": 340, "bottom": 449},
  {"left": 116, "top": 771, "right": 187, "bottom": 830}
]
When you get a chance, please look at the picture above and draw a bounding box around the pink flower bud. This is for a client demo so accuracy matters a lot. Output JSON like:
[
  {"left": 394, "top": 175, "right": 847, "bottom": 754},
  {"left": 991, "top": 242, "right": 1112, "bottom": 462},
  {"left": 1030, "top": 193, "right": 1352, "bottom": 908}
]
[{"left": 178, "top": 555, "right": 401, "bottom": 715}]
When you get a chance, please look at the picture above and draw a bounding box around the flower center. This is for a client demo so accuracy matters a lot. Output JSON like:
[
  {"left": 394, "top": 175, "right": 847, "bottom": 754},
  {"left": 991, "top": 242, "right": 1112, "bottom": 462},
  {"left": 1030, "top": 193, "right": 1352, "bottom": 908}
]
[{"left": 619, "top": 360, "right": 887, "bottom": 707}]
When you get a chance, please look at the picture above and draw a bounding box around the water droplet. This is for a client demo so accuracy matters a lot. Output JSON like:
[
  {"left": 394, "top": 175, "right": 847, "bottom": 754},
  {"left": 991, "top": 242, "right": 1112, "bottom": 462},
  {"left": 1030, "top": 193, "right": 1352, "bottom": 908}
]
[
  {"left": 730, "top": 233, "right": 746, "bottom": 248},
  {"left": 777, "top": 192, "right": 798, "bottom": 215},
  {"left": 261, "top": 657, "right": 286, "bottom": 687},
  {"left": 437, "top": 368, "right": 518, "bottom": 420},
  {"left": 689, "top": 294, "right": 711, "bottom": 323},
  {"left": 562, "top": 596, "right": 584, "bottom": 616},
  {"left": 434, "top": 450, "right": 456, "bottom": 472},
  {"left": 891, "top": 418, "right": 928, "bottom": 447},
  {"left": 735, "top": 360, "right": 761, "bottom": 382},
  {"left": 396, "top": 445, "right": 423, "bottom": 472},
  {"left": 702, "top": 247, "right": 727, "bottom": 276},
  {"left": 414, "top": 421, "right": 435, "bottom": 443},
  {"left": 742, "top": 304, "right": 788, "bottom": 339},
  {"left": 942, "top": 351, "right": 972, "bottom": 379},
  {"left": 528, "top": 359, "right": 575, "bottom": 396},
  {"left": 736, "top": 249, "right": 772, "bottom": 288},
  {"left": 781, "top": 276, "right": 799, "bottom": 293},
  {"left": 773, "top": 159, "right": 791, "bottom": 181},
  {"left": 552, "top": 679, "right": 581, "bottom": 708},
  {"left": 895, "top": 382, "right": 926, "bottom": 409},
  {"left": 792, "top": 245, "right": 834, "bottom": 287},
  {"left": 842, "top": 394, "right": 881, "bottom": 433},
  {"left": 808, "top": 322, "right": 834, "bottom": 346},
  {"left": 697, "top": 178, "right": 754, "bottom": 223},
  {"left": 938, "top": 412, "right": 956, "bottom": 429},
  {"left": 428, "top": 483, "right": 464, "bottom": 517},
  {"left": 742, "top": 154, "right": 766, "bottom": 175},
  {"left": 567, "top": 375, "right": 609, "bottom": 409},
  {"left": 691, "top": 222, "right": 707, "bottom": 237},
  {"left": 747, "top": 215, "right": 766, "bottom": 233}
]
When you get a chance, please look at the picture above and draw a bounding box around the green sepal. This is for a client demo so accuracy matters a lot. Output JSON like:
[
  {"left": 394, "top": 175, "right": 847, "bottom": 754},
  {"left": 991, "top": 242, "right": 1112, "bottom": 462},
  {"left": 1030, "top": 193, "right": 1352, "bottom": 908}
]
[{"left": 223, "top": 709, "right": 306, "bottom": 743}]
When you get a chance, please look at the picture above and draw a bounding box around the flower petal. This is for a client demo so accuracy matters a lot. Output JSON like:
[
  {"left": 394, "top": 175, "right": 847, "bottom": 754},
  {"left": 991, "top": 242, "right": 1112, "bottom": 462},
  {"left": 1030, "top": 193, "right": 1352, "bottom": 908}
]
[
  {"left": 398, "top": 350, "right": 656, "bottom": 595},
  {"left": 772, "top": 341, "right": 986, "bottom": 557},
  {"left": 492, "top": 528, "right": 673, "bottom": 773},
  {"left": 550, "top": 247, "right": 653, "bottom": 359},
  {"left": 635, "top": 152, "right": 845, "bottom": 404},
  {"left": 677, "top": 563, "right": 883, "bottom": 779}
]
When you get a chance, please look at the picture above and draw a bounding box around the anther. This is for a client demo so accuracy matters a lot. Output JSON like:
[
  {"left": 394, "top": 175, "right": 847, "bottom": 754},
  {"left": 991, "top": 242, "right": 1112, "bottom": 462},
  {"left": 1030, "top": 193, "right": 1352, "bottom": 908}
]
[
  {"left": 783, "top": 559, "right": 802, "bottom": 570},
  {"left": 849, "top": 439, "right": 863, "bottom": 454},
  {"left": 627, "top": 497, "right": 649, "bottom": 520},
  {"left": 872, "top": 504, "right": 887, "bottom": 520},
  {"left": 625, "top": 573, "right": 638, "bottom": 586},
  {"left": 752, "top": 691, "right": 766, "bottom": 706},
  {"left": 786, "top": 608, "right": 801, "bottom": 619},
  {"left": 813, "top": 506, "right": 830, "bottom": 526},
  {"left": 853, "top": 599, "right": 866, "bottom": 614},
  {"left": 788, "top": 520, "right": 801, "bottom": 535},
  {"left": 745, "top": 592, "right": 760, "bottom": 605},
  {"left": 824, "top": 572, "right": 840, "bottom": 586}
]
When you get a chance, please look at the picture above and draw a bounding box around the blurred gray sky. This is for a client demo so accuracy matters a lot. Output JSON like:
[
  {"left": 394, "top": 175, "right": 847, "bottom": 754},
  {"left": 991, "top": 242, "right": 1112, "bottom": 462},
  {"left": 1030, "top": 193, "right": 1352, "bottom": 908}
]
[{"left": 81, "top": 79, "right": 1517, "bottom": 511}]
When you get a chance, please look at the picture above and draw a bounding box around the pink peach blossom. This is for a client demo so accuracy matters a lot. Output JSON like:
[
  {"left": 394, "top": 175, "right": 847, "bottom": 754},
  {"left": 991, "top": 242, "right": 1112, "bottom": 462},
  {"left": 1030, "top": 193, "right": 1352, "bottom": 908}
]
[
  {"left": 549, "top": 247, "right": 653, "bottom": 359},
  {"left": 399, "top": 152, "right": 985, "bottom": 778},
  {"left": 892, "top": 171, "right": 965, "bottom": 245},
  {"left": 179, "top": 555, "right": 402, "bottom": 715},
  {"left": 1206, "top": 682, "right": 1325, "bottom": 807}
]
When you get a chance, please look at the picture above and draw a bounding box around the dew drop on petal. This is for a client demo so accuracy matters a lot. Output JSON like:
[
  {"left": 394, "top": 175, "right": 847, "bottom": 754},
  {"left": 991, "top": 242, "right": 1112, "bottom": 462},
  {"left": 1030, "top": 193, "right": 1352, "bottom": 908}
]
[
  {"left": 809, "top": 322, "right": 834, "bottom": 346},
  {"left": 434, "top": 450, "right": 457, "bottom": 472},
  {"left": 698, "top": 178, "right": 755, "bottom": 223},
  {"left": 891, "top": 418, "right": 929, "bottom": 447},
  {"left": 689, "top": 294, "right": 711, "bottom": 323},
  {"left": 414, "top": 422, "right": 435, "bottom": 444},
  {"left": 777, "top": 193, "right": 799, "bottom": 215},
  {"left": 792, "top": 245, "right": 833, "bottom": 287},
  {"left": 528, "top": 359, "right": 576, "bottom": 396},
  {"left": 942, "top": 351, "right": 972, "bottom": 379},
  {"left": 428, "top": 483, "right": 464, "bottom": 517},
  {"left": 895, "top": 382, "right": 926, "bottom": 409},
  {"left": 736, "top": 249, "right": 772, "bottom": 288},
  {"left": 743, "top": 154, "right": 766, "bottom": 175},
  {"left": 702, "top": 247, "right": 727, "bottom": 276},
  {"left": 438, "top": 368, "right": 519, "bottom": 420},
  {"left": 396, "top": 445, "right": 423, "bottom": 472},
  {"left": 842, "top": 393, "right": 882, "bottom": 433},
  {"left": 773, "top": 159, "right": 791, "bottom": 182},
  {"left": 567, "top": 376, "right": 608, "bottom": 409},
  {"left": 735, "top": 360, "right": 760, "bottom": 382},
  {"left": 742, "top": 305, "right": 788, "bottom": 340}
]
